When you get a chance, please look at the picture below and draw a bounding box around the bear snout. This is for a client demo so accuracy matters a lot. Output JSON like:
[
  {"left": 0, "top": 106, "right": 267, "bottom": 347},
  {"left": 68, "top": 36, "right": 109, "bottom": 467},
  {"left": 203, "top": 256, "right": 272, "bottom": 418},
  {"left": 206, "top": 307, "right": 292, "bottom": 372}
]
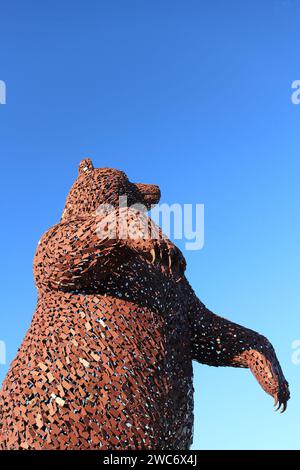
[{"left": 134, "top": 183, "right": 161, "bottom": 208}]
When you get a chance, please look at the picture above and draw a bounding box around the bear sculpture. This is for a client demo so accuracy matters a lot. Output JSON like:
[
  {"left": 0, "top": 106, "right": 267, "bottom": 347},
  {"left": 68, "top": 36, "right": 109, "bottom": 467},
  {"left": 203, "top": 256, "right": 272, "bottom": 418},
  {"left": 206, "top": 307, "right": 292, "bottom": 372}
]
[{"left": 0, "top": 158, "right": 290, "bottom": 449}]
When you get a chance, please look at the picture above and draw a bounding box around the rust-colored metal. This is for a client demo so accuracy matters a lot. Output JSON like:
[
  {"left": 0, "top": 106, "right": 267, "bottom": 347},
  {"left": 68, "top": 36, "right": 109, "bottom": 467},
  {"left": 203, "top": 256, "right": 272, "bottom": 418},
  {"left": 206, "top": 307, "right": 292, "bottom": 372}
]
[{"left": 0, "top": 159, "right": 290, "bottom": 449}]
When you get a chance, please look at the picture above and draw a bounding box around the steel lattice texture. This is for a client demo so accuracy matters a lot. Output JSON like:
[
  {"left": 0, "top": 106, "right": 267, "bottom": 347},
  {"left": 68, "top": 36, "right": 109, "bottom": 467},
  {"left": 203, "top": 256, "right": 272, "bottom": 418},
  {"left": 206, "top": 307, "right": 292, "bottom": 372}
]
[{"left": 0, "top": 159, "right": 290, "bottom": 449}]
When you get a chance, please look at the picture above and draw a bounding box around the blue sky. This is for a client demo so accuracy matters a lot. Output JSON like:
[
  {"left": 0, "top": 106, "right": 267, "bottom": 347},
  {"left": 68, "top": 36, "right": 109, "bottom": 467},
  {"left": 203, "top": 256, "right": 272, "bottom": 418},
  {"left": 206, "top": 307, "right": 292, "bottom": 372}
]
[{"left": 0, "top": 0, "right": 299, "bottom": 449}]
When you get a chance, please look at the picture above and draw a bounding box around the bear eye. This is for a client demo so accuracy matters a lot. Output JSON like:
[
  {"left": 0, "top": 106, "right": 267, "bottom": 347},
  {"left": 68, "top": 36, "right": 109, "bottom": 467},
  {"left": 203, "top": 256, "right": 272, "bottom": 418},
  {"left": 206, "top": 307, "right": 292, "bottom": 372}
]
[{"left": 120, "top": 171, "right": 129, "bottom": 182}]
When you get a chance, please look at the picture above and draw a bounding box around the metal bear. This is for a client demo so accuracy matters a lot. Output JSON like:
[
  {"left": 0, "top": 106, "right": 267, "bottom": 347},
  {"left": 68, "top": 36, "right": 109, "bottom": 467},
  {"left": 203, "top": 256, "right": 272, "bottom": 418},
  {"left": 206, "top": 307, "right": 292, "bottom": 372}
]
[{"left": 0, "top": 159, "right": 290, "bottom": 449}]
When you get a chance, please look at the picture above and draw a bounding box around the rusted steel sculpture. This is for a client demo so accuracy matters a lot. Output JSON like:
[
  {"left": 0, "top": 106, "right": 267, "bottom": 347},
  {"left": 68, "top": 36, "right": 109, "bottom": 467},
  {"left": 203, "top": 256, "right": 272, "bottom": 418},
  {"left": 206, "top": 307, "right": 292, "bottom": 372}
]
[{"left": 0, "top": 159, "right": 290, "bottom": 450}]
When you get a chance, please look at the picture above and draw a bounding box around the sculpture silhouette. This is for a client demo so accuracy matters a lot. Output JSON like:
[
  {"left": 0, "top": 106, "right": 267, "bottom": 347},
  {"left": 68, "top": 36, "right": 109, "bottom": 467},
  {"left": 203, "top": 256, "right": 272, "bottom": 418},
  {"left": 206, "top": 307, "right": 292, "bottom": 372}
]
[{"left": 0, "top": 159, "right": 290, "bottom": 450}]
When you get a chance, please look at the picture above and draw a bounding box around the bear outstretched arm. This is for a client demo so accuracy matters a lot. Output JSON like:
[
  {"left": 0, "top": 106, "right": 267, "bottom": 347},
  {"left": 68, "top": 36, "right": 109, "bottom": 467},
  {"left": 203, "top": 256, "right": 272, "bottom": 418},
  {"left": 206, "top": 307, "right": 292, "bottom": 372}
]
[{"left": 185, "top": 280, "right": 290, "bottom": 412}]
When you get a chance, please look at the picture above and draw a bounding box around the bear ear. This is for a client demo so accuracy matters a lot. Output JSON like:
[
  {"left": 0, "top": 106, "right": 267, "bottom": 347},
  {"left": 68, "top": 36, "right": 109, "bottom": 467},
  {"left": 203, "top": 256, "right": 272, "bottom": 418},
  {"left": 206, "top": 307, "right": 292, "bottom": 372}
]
[{"left": 78, "top": 158, "right": 94, "bottom": 175}]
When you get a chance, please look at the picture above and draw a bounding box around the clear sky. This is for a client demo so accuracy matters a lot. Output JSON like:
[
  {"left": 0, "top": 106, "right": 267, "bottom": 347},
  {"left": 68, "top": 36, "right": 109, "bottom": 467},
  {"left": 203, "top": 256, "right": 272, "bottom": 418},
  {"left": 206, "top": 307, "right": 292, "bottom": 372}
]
[{"left": 0, "top": 0, "right": 299, "bottom": 450}]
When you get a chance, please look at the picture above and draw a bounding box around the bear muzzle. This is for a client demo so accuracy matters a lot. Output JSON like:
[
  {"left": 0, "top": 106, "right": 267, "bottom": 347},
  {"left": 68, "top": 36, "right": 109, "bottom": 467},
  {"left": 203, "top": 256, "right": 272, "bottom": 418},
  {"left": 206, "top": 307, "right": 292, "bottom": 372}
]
[{"left": 134, "top": 183, "right": 161, "bottom": 209}]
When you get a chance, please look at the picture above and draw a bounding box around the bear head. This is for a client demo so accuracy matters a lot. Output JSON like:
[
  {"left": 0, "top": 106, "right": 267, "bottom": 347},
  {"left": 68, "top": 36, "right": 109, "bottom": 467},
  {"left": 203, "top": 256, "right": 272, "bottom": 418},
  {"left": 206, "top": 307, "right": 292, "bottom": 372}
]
[{"left": 61, "top": 158, "right": 161, "bottom": 221}]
